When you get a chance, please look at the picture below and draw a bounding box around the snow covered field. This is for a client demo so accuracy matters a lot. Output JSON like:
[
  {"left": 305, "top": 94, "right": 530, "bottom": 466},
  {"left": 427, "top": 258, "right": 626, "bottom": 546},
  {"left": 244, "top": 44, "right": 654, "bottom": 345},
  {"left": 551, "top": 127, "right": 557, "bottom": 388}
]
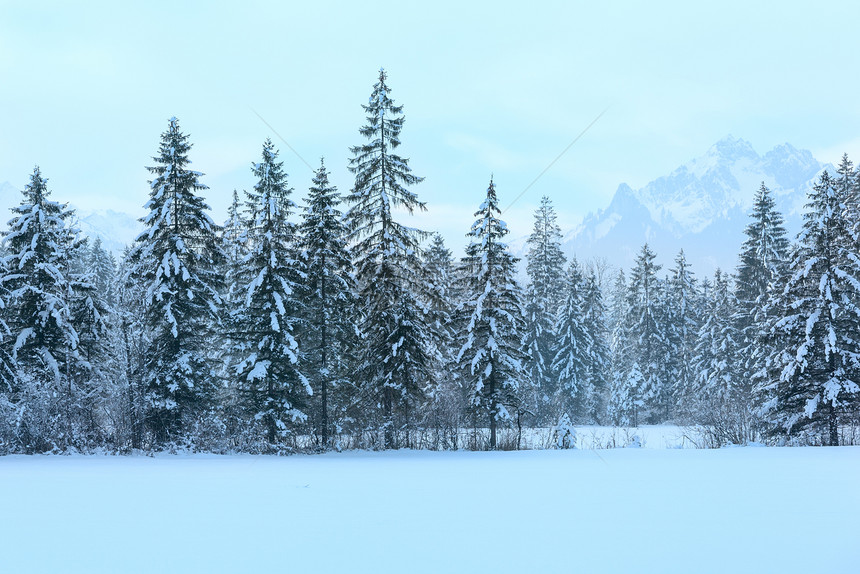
[{"left": 2, "top": 445, "right": 858, "bottom": 573}]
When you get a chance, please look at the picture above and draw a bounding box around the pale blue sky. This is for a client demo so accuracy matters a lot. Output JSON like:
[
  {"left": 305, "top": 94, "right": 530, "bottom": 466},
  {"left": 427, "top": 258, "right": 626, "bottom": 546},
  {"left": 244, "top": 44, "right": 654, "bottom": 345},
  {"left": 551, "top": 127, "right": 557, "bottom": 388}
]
[{"left": 2, "top": 1, "right": 859, "bottom": 249}]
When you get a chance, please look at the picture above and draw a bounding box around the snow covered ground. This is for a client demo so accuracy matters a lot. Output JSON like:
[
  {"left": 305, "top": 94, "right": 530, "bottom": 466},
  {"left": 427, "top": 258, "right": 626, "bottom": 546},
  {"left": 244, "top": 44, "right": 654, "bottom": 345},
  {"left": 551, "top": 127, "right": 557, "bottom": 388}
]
[{"left": 2, "top": 443, "right": 858, "bottom": 573}]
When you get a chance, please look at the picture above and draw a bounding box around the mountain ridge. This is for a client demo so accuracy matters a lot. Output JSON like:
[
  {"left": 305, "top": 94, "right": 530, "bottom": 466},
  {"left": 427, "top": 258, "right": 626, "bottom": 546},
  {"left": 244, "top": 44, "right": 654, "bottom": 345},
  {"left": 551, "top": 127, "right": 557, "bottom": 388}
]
[{"left": 562, "top": 136, "right": 831, "bottom": 275}]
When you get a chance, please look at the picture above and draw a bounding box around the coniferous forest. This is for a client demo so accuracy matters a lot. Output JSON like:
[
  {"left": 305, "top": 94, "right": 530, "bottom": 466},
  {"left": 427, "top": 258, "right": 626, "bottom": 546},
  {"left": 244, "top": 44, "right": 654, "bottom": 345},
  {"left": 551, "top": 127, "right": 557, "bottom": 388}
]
[{"left": 2, "top": 69, "right": 860, "bottom": 454}]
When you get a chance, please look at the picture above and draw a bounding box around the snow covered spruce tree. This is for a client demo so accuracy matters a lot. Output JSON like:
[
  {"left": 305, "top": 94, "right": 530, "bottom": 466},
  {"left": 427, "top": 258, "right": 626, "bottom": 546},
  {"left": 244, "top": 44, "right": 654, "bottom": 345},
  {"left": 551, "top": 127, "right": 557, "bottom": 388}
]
[
  {"left": 736, "top": 183, "right": 790, "bottom": 409},
  {"left": 550, "top": 258, "right": 591, "bottom": 421},
  {"left": 666, "top": 250, "right": 699, "bottom": 414},
  {"left": 222, "top": 189, "right": 248, "bottom": 312},
  {"left": 761, "top": 169, "right": 860, "bottom": 445},
  {"left": 581, "top": 270, "right": 610, "bottom": 422},
  {"left": 115, "top": 248, "right": 150, "bottom": 451},
  {"left": 607, "top": 270, "right": 633, "bottom": 425},
  {"left": 298, "top": 158, "right": 355, "bottom": 449},
  {"left": 523, "top": 196, "right": 566, "bottom": 422},
  {"left": 68, "top": 238, "right": 118, "bottom": 448},
  {"left": 0, "top": 167, "right": 84, "bottom": 452},
  {"left": 232, "top": 139, "right": 309, "bottom": 449},
  {"left": 422, "top": 233, "right": 462, "bottom": 449},
  {"left": 626, "top": 244, "right": 666, "bottom": 422},
  {"left": 454, "top": 178, "right": 526, "bottom": 450},
  {"left": 345, "top": 69, "right": 433, "bottom": 448},
  {"left": 218, "top": 189, "right": 249, "bottom": 440},
  {"left": 126, "top": 118, "right": 225, "bottom": 447},
  {"left": 693, "top": 269, "right": 745, "bottom": 444}
]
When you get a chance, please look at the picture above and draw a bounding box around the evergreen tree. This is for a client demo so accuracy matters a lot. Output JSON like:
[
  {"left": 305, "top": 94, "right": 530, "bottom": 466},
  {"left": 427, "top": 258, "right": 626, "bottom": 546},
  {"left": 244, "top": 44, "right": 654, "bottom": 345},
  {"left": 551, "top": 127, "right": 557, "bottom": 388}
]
[
  {"left": 116, "top": 249, "right": 149, "bottom": 451},
  {"left": 1, "top": 167, "right": 83, "bottom": 451},
  {"left": 608, "top": 361, "right": 643, "bottom": 427},
  {"left": 550, "top": 258, "right": 591, "bottom": 420},
  {"left": 666, "top": 250, "right": 699, "bottom": 412},
  {"left": 607, "top": 269, "right": 631, "bottom": 425},
  {"left": 126, "top": 118, "right": 224, "bottom": 446},
  {"left": 422, "top": 233, "right": 461, "bottom": 449},
  {"left": 68, "top": 237, "right": 117, "bottom": 448},
  {"left": 762, "top": 170, "right": 860, "bottom": 445},
  {"left": 582, "top": 270, "right": 610, "bottom": 423},
  {"left": 233, "top": 139, "right": 309, "bottom": 447},
  {"left": 454, "top": 178, "right": 526, "bottom": 449},
  {"left": 298, "top": 158, "right": 355, "bottom": 449},
  {"left": 222, "top": 189, "right": 248, "bottom": 311},
  {"left": 736, "top": 183, "right": 790, "bottom": 401},
  {"left": 523, "top": 197, "right": 566, "bottom": 418},
  {"left": 627, "top": 244, "right": 664, "bottom": 422},
  {"left": 693, "top": 269, "right": 745, "bottom": 441},
  {"left": 345, "top": 68, "right": 431, "bottom": 448}
]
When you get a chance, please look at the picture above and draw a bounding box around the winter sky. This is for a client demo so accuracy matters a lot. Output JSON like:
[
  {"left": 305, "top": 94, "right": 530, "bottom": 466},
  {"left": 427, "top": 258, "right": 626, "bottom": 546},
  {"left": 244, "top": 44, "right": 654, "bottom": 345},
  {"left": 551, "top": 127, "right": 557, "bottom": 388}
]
[{"left": 2, "top": 0, "right": 859, "bottom": 250}]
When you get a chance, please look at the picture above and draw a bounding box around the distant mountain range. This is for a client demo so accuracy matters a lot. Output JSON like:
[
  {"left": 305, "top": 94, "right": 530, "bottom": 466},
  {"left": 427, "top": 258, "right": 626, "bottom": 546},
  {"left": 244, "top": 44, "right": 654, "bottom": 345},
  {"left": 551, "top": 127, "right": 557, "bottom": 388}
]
[
  {"left": 0, "top": 180, "right": 141, "bottom": 255},
  {"left": 560, "top": 136, "right": 830, "bottom": 275},
  {"left": 1, "top": 136, "right": 835, "bottom": 276}
]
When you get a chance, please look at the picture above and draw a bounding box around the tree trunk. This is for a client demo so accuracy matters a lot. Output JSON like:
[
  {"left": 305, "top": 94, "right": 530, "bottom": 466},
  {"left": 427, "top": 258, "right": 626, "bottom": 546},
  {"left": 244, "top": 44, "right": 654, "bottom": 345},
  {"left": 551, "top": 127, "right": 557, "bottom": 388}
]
[
  {"left": 383, "top": 386, "right": 394, "bottom": 449},
  {"left": 829, "top": 401, "right": 839, "bottom": 446}
]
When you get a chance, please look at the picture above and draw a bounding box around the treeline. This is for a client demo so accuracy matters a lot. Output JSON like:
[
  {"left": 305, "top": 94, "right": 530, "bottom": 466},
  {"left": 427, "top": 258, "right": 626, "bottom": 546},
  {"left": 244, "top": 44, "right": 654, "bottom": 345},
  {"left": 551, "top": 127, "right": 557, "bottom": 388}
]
[{"left": 0, "top": 70, "right": 858, "bottom": 454}]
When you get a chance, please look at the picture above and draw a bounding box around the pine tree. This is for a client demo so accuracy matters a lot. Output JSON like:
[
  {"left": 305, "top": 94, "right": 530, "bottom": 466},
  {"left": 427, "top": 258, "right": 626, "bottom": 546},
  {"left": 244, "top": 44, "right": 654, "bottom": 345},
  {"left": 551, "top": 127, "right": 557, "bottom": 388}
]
[
  {"left": 526, "top": 196, "right": 567, "bottom": 310},
  {"left": 115, "top": 249, "right": 149, "bottom": 451},
  {"left": 551, "top": 258, "right": 591, "bottom": 420},
  {"left": 126, "top": 118, "right": 224, "bottom": 446},
  {"left": 607, "top": 269, "right": 631, "bottom": 425},
  {"left": 233, "top": 139, "right": 309, "bottom": 448},
  {"left": 762, "top": 170, "right": 860, "bottom": 445},
  {"left": 736, "top": 183, "right": 790, "bottom": 407},
  {"left": 222, "top": 189, "right": 248, "bottom": 311},
  {"left": 68, "top": 237, "right": 117, "bottom": 447},
  {"left": 454, "top": 178, "right": 526, "bottom": 449},
  {"left": 609, "top": 361, "right": 643, "bottom": 427},
  {"left": 693, "top": 269, "right": 745, "bottom": 442},
  {"left": 422, "top": 233, "right": 461, "bottom": 449},
  {"left": 523, "top": 197, "right": 567, "bottom": 419},
  {"left": 666, "top": 250, "right": 699, "bottom": 412},
  {"left": 298, "top": 158, "right": 355, "bottom": 449},
  {"left": 627, "top": 244, "right": 664, "bottom": 422},
  {"left": 582, "top": 270, "right": 610, "bottom": 423},
  {"left": 1, "top": 167, "right": 83, "bottom": 451},
  {"left": 345, "top": 68, "right": 431, "bottom": 448}
]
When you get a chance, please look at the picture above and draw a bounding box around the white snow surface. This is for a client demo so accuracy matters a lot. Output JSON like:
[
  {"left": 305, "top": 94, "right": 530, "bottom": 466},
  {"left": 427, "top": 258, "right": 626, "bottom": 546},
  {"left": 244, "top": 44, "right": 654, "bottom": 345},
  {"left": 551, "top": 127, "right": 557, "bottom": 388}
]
[{"left": 1, "top": 436, "right": 857, "bottom": 573}]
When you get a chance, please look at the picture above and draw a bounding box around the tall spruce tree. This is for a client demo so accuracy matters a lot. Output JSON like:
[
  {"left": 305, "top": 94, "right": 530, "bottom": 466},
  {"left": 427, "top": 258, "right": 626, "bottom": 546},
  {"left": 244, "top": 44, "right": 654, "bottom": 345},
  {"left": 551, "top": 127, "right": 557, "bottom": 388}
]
[
  {"left": 422, "top": 233, "right": 461, "bottom": 449},
  {"left": 582, "top": 270, "right": 610, "bottom": 423},
  {"left": 345, "top": 68, "right": 432, "bottom": 448},
  {"left": 523, "top": 197, "right": 567, "bottom": 419},
  {"left": 550, "top": 258, "right": 591, "bottom": 420},
  {"left": 1, "top": 167, "right": 84, "bottom": 451},
  {"left": 762, "top": 170, "right": 860, "bottom": 445},
  {"left": 126, "top": 118, "right": 224, "bottom": 446},
  {"left": 68, "top": 238, "right": 117, "bottom": 448},
  {"left": 627, "top": 244, "right": 664, "bottom": 422},
  {"left": 298, "top": 159, "right": 355, "bottom": 449},
  {"left": 454, "top": 178, "right": 526, "bottom": 449},
  {"left": 693, "top": 269, "right": 745, "bottom": 441},
  {"left": 667, "top": 250, "right": 699, "bottom": 413},
  {"left": 222, "top": 189, "right": 247, "bottom": 310},
  {"left": 232, "top": 139, "right": 309, "bottom": 447},
  {"left": 607, "top": 269, "right": 631, "bottom": 425},
  {"left": 736, "top": 183, "right": 790, "bottom": 398}
]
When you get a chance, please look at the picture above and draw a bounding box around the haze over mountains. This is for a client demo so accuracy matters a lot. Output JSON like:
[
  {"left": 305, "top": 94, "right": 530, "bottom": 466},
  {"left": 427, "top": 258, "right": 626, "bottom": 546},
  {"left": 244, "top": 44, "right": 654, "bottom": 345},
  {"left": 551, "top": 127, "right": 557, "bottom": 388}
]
[
  {"left": 0, "top": 180, "right": 139, "bottom": 255},
  {"left": 562, "top": 136, "right": 829, "bottom": 275},
  {"left": 0, "top": 136, "right": 832, "bottom": 276}
]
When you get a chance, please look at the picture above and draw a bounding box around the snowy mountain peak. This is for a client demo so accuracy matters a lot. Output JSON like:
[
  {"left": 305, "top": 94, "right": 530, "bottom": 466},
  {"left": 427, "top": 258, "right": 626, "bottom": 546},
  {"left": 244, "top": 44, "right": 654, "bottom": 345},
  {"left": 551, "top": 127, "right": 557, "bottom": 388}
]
[
  {"left": 761, "top": 143, "right": 821, "bottom": 189},
  {"left": 0, "top": 181, "right": 20, "bottom": 210},
  {"left": 0, "top": 179, "right": 139, "bottom": 255},
  {"left": 567, "top": 138, "right": 828, "bottom": 274},
  {"left": 708, "top": 135, "right": 759, "bottom": 162}
]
